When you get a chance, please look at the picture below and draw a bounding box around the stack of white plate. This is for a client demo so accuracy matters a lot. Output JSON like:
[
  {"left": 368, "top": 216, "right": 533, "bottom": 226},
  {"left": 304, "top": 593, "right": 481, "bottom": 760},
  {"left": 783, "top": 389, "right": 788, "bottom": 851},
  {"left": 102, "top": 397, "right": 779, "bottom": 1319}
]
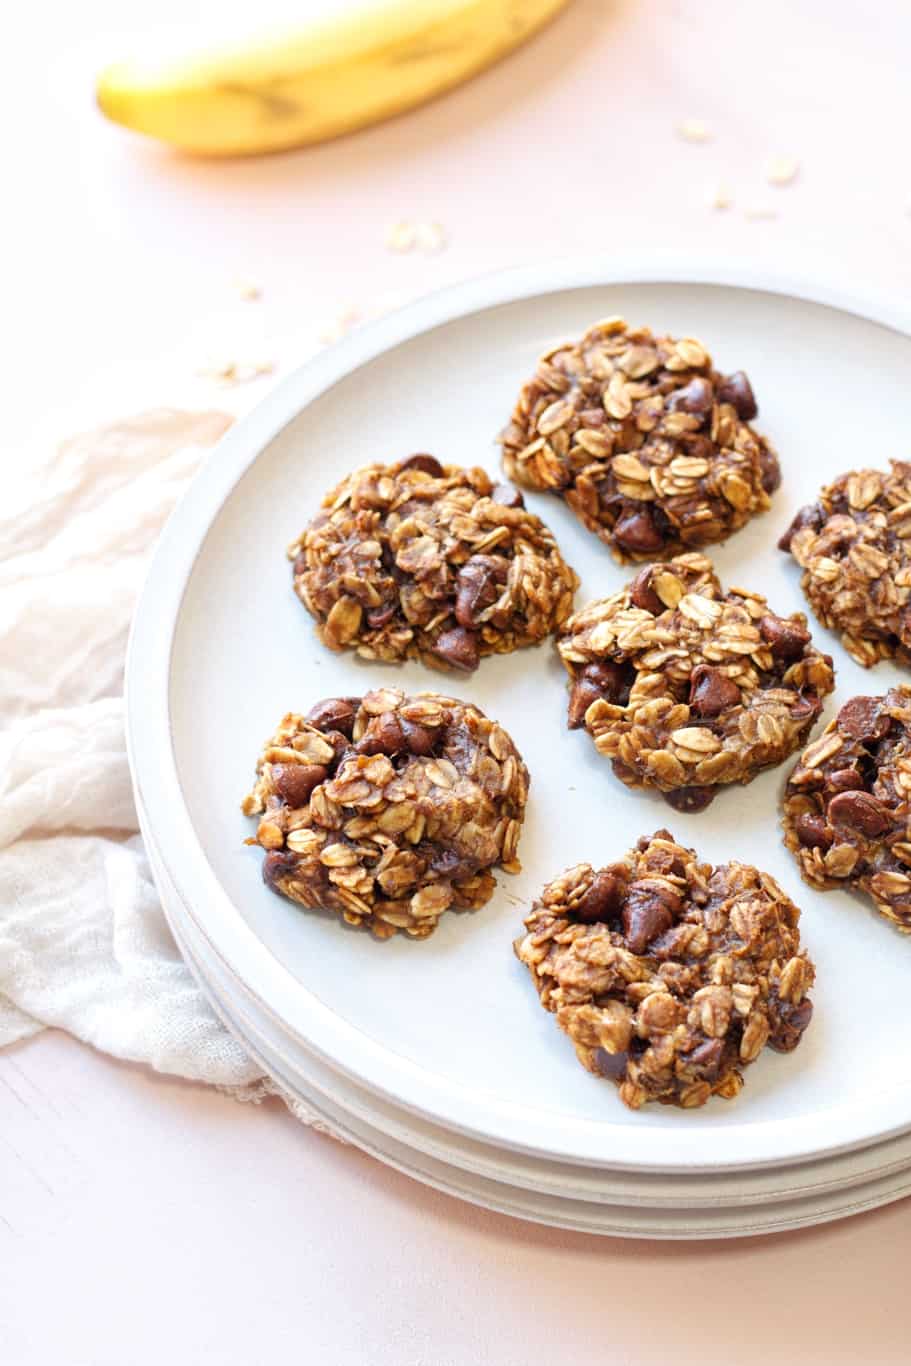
[{"left": 127, "top": 257, "right": 911, "bottom": 1238}]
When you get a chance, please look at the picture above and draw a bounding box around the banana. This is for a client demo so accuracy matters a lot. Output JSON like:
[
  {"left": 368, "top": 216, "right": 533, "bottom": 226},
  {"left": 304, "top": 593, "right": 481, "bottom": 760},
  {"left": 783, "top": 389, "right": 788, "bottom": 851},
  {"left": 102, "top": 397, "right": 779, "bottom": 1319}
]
[{"left": 96, "top": 0, "right": 571, "bottom": 157}]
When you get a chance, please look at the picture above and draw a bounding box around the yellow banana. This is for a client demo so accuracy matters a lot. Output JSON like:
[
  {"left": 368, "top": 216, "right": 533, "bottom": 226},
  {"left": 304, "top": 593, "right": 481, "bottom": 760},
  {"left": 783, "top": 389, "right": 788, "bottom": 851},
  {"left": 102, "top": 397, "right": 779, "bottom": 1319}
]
[{"left": 96, "top": 0, "right": 571, "bottom": 157}]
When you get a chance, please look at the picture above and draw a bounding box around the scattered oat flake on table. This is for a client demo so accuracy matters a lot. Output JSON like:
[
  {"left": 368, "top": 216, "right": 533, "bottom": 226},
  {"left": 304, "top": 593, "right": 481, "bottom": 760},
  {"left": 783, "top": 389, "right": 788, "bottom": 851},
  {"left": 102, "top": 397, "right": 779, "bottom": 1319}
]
[
  {"left": 232, "top": 278, "right": 262, "bottom": 301},
  {"left": 385, "top": 220, "right": 416, "bottom": 252},
  {"left": 414, "top": 220, "right": 447, "bottom": 253},
  {"left": 709, "top": 183, "right": 733, "bottom": 211},
  {"left": 385, "top": 219, "right": 448, "bottom": 254},
  {"left": 318, "top": 293, "right": 408, "bottom": 347},
  {"left": 319, "top": 307, "right": 362, "bottom": 345},
  {"left": 677, "top": 119, "right": 711, "bottom": 143},
  {"left": 197, "top": 358, "right": 274, "bottom": 385},
  {"left": 766, "top": 157, "right": 800, "bottom": 186}
]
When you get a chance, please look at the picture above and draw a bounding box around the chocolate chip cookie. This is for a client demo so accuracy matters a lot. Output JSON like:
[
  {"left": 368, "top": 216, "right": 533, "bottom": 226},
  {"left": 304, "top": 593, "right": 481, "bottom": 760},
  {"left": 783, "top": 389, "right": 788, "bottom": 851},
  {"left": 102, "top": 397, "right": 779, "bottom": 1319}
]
[
  {"left": 558, "top": 553, "right": 835, "bottom": 811},
  {"left": 500, "top": 317, "right": 779, "bottom": 562},
  {"left": 779, "top": 461, "right": 911, "bottom": 668},
  {"left": 514, "top": 830, "right": 815, "bottom": 1110},
  {"left": 782, "top": 688, "right": 911, "bottom": 931},
  {"left": 290, "top": 455, "right": 578, "bottom": 673},
  {"left": 242, "top": 689, "right": 529, "bottom": 939}
]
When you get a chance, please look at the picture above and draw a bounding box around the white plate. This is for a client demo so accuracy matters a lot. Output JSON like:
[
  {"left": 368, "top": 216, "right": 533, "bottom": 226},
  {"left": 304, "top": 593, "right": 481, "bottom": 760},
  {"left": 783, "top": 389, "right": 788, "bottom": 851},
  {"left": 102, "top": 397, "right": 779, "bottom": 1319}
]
[
  {"left": 127, "top": 254, "right": 911, "bottom": 1174},
  {"left": 144, "top": 810, "right": 911, "bottom": 1224},
  {"left": 153, "top": 833, "right": 911, "bottom": 1238}
]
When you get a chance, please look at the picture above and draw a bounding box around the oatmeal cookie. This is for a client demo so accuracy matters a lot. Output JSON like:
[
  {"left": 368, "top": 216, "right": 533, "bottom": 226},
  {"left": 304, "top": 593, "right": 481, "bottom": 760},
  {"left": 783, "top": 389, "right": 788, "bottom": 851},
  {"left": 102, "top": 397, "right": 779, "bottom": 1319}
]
[
  {"left": 779, "top": 461, "right": 911, "bottom": 668},
  {"left": 514, "top": 831, "right": 814, "bottom": 1110},
  {"left": 558, "top": 553, "right": 835, "bottom": 811},
  {"left": 500, "top": 317, "right": 779, "bottom": 562},
  {"left": 290, "top": 455, "right": 578, "bottom": 673},
  {"left": 242, "top": 688, "right": 529, "bottom": 939},
  {"left": 782, "top": 688, "right": 911, "bottom": 931}
]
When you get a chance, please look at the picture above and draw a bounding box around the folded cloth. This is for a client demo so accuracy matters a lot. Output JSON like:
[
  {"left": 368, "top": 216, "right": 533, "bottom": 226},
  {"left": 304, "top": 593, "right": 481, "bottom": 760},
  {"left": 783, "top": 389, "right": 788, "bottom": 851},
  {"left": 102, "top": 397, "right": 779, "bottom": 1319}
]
[{"left": 0, "top": 410, "right": 328, "bottom": 1123}]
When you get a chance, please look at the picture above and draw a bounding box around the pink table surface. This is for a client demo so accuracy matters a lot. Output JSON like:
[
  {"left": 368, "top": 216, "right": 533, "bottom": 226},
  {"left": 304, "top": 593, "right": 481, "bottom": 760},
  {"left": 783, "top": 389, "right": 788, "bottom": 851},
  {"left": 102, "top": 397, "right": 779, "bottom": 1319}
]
[{"left": 4, "top": 1, "right": 911, "bottom": 1361}]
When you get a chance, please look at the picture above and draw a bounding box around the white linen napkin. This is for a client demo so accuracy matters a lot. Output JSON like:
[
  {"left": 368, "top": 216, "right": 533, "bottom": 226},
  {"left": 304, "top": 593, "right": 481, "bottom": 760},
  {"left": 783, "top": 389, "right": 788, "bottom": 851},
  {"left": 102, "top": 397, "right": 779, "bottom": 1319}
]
[{"left": 0, "top": 409, "right": 329, "bottom": 1122}]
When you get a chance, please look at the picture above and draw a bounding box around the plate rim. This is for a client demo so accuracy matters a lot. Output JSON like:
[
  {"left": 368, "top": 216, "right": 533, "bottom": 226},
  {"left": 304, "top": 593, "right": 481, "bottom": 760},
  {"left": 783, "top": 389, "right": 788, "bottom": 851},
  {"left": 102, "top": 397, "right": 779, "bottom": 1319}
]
[
  {"left": 126, "top": 250, "right": 911, "bottom": 1172},
  {"left": 144, "top": 801, "right": 911, "bottom": 1210},
  {"left": 163, "top": 846, "right": 911, "bottom": 1240}
]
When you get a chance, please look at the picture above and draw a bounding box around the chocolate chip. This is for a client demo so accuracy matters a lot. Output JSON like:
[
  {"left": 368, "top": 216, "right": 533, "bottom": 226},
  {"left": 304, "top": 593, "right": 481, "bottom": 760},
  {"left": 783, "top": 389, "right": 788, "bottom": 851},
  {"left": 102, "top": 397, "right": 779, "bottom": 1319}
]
[
  {"left": 642, "top": 828, "right": 675, "bottom": 848},
  {"left": 681, "top": 1037, "right": 724, "bottom": 1080},
  {"left": 429, "top": 847, "right": 478, "bottom": 880},
  {"left": 837, "top": 696, "right": 889, "bottom": 742},
  {"left": 623, "top": 901, "right": 675, "bottom": 954},
  {"left": 717, "top": 370, "right": 758, "bottom": 421},
  {"left": 664, "top": 786, "right": 717, "bottom": 813},
  {"left": 650, "top": 846, "right": 688, "bottom": 880},
  {"left": 399, "top": 453, "right": 444, "bottom": 477},
  {"left": 262, "top": 850, "right": 298, "bottom": 888},
  {"left": 366, "top": 601, "right": 397, "bottom": 629},
  {"left": 790, "top": 694, "right": 821, "bottom": 722},
  {"left": 432, "top": 626, "right": 480, "bottom": 672},
  {"left": 769, "top": 998, "right": 813, "bottom": 1052},
  {"left": 622, "top": 882, "right": 682, "bottom": 953},
  {"left": 567, "top": 680, "right": 598, "bottom": 730},
  {"left": 490, "top": 483, "right": 525, "bottom": 508},
  {"left": 613, "top": 506, "right": 665, "bottom": 554},
  {"left": 682, "top": 433, "right": 714, "bottom": 462},
  {"left": 593, "top": 1047, "right": 628, "bottom": 1080},
  {"left": 788, "top": 998, "right": 813, "bottom": 1033},
  {"left": 574, "top": 867, "right": 627, "bottom": 923},
  {"left": 567, "top": 661, "right": 632, "bottom": 729},
  {"left": 827, "top": 790, "right": 890, "bottom": 838},
  {"left": 795, "top": 811, "right": 831, "bottom": 850},
  {"left": 758, "top": 445, "right": 781, "bottom": 495},
  {"left": 590, "top": 661, "right": 632, "bottom": 699},
  {"left": 306, "top": 697, "right": 360, "bottom": 737},
  {"left": 324, "top": 731, "right": 351, "bottom": 765},
  {"left": 454, "top": 554, "right": 507, "bottom": 628},
  {"left": 689, "top": 665, "right": 741, "bottom": 718},
  {"left": 666, "top": 376, "right": 714, "bottom": 417},
  {"left": 357, "top": 712, "right": 406, "bottom": 756},
  {"left": 778, "top": 502, "right": 825, "bottom": 553},
  {"left": 272, "top": 763, "right": 328, "bottom": 807},
  {"left": 828, "top": 767, "right": 864, "bottom": 793},
  {"left": 401, "top": 720, "right": 437, "bottom": 756},
  {"left": 759, "top": 614, "right": 811, "bottom": 661},
  {"left": 629, "top": 566, "right": 663, "bottom": 614}
]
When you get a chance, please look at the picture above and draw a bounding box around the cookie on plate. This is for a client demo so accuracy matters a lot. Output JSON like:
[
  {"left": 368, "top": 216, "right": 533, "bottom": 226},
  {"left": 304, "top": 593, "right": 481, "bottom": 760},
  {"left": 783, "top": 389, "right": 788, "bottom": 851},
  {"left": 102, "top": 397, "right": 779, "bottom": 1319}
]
[
  {"left": 782, "top": 688, "right": 911, "bottom": 931},
  {"left": 500, "top": 317, "right": 779, "bottom": 562},
  {"left": 779, "top": 461, "right": 911, "bottom": 668},
  {"left": 242, "top": 689, "right": 529, "bottom": 939},
  {"left": 558, "top": 553, "right": 835, "bottom": 811},
  {"left": 514, "top": 830, "right": 814, "bottom": 1110},
  {"left": 290, "top": 455, "right": 578, "bottom": 673}
]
